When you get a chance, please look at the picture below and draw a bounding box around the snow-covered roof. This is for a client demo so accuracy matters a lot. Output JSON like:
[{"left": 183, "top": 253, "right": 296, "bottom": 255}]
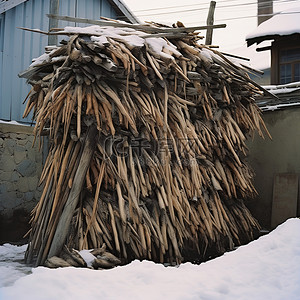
[
  {"left": 246, "top": 7, "right": 300, "bottom": 45},
  {"left": 258, "top": 81, "right": 300, "bottom": 110},
  {"left": 263, "top": 81, "right": 300, "bottom": 95}
]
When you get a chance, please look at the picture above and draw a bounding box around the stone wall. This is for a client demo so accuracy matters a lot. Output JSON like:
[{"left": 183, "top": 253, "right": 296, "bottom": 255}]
[{"left": 0, "top": 122, "right": 44, "bottom": 243}]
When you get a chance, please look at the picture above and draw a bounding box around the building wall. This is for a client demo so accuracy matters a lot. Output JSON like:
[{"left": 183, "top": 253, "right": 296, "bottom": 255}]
[
  {"left": 0, "top": 122, "right": 44, "bottom": 242},
  {"left": 0, "top": 0, "right": 124, "bottom": 243},
  {"left": 0, "top": 0, "right": 50, "bottom": 123},
  {"left": 0, "top": 0, "right": 120, "bottom": 123},
  {"left": 246, "top": 107, "right": 300, "bottom": 229}
]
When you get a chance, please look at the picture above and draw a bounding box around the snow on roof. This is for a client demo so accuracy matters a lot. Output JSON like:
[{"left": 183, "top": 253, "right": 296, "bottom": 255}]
[
  {"left": 246, "top": 7, "right": 300, "bottom": 42},
  {"left": 258, "top": 81, "right": 300, "bottom": 110},
  {"left": 261, "top": 102, "right": 300, "bottom": 112},
  {"left": 264, "top": 81, "right": 300, "bottom": 94}
]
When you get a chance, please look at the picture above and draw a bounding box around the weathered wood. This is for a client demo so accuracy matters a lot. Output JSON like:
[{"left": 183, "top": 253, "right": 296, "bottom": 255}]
[
  {"left": 46, "top": 14, "right": 226, "bottom": 34},
  {"left": 205, "top": 1, "right": 216, "bottom": 45},
  {"left": 48, "top": 0, "right": 59, "bottom": 45},
  {"left": 47, "top": 125, "right": 98, "bottom": 259}
]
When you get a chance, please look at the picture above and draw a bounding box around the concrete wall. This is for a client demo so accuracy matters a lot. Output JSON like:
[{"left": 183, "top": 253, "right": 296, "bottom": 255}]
[
  {"left": 247, "top": 107, "right": 300, "bottom": 229},
  {"left": 0, "top": 122, "right": 43, "bottom": 243}
]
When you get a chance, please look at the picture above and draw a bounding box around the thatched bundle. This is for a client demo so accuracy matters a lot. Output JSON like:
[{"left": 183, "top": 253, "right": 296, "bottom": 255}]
[{"left": 20, "top": 20, "right": 269, "bottom": 267}]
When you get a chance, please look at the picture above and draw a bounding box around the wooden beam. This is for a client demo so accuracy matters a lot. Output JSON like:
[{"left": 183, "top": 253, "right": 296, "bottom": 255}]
[
  {"left": 47, "top": 14, "right": 226, "bottom": 34},
  {"left": 205, "top": 1, "right": 216, "bottom": 45},
  {"left": 256, "top": 46, "right": 272, "bottom": 52},
  {"left": 48, "top": 0, "right": 59, "bottom": 45},
  {"left": 221, "top": 52, "right": 250, "bottom": 61},
  {"left": 47, "top": 125, "right": 98, "bottom": 259}
]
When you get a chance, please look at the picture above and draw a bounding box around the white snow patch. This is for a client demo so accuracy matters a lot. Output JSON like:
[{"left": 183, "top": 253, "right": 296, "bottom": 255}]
[
  {"left": 63, "top": 26, "right": 145, "bottom": 48},
  {"left": 27, "top": 24, "right": 250, "bottom": 75},
  {"left": 145, "top": 37, "right": 175, "bottom": 60},
  {"left": 266, "top": 87, "right": 300, "bottom": 95},
  {"left": 262, "top": 81, "right": 300, "bottom": 96},
  {"left": 262, "top": 102, "right": 300, "bottom": 111},
  {"left": 30, "top": 51, "right": 54, "bottom": 67},
  {"left": 246, "top": 7, "right": 300, "bottom": 40},
  {"left": 0, "top": 218, "right": 300, "bottom": 300},
  {"left": 0, "top": 119, "right": 30, "bottom": 126},
  {"left": 200, "top": 48, "right": 213, "bottom": 62},
  {"left": 78, "top": 250, "right": 96, "bottom": 268},
  {"left": 90, "top": 35, "right": 109, "bottom": 46},
  {"left": 263, "top": 81, "right": 300, "bottom": 91},
  {"left": 0, "top": 244, "right": 31, "bottom": 288}
]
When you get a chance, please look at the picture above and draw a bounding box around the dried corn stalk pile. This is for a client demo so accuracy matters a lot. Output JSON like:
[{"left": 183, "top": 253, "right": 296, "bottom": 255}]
[{"left": 20, "top": 21, "right": 269, "bottom": 267}]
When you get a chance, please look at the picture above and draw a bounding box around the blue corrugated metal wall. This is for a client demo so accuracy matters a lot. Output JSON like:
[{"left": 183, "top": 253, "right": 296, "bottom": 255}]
[
  {"left": 58, "top": 0, "right": 117, "bottom": 27},
  {"left": 0, "top": 0, "right": 120, "bottom": 123},
  {"left": 0, "top": 0, "right": 49, "bottom": 123}
]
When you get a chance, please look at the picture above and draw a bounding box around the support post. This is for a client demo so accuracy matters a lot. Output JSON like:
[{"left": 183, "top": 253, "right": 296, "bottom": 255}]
[
  {"left": 205, "top": 1, "right": 216, "bottom": 45},
  {"left": 48, "top": 0, "right": 59, "bottom": 45},
  {"left": 47, "top": 125, "right": 98, "bottom": 259}
]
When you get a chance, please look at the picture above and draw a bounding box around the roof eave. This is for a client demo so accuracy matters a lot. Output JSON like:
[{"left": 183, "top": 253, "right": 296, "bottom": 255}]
[
  {"left": 247, "top": 32, "right": 300, "bottom": 47},
  {"left": 108, "top": 0, "right": 140, "bottom": 24},
  {"left": 246, "top": 35, "right": 278, "bottom": 47}
]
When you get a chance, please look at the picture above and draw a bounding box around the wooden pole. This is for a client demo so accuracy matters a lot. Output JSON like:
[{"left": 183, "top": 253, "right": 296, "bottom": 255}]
[
  {"left": 46, "top": 14, "right": 226, "bottom": 34},
  {"left": 48, "top": 0, "right": 59, "bottom": 45},
  {"left": 205, "top": 1, "right": 216, "bottom": 45},
  {"left": 47, "top": 125, "right": 98, "bottom": 259}
]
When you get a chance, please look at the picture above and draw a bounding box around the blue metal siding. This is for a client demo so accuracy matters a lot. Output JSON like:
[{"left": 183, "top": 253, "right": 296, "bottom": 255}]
[
  {"left": 0, "top": 0, "right": 49, "bottom": 123},
  {"left": 0, "top": 0, "right": 123, "bottom": 122},
  {"left": 102, "top": 0, "right": 117, "bottom": 19},
  {"left": 76, "top": 0, "right": 100, "bottom": 19},
  {"left": 59, "top": 0, "right": 76, "bottom": 28},
  {"left": 58, "top": 0, "right": 117, "bottom": 28}
]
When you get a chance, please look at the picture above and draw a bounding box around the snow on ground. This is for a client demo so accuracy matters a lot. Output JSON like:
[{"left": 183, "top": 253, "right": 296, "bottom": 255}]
[
  {"left": 0, "top": 244, "right": 31, "bottom": 288},
  {"left": 0, "top": 218, "right": 299, "bottom": 300}
]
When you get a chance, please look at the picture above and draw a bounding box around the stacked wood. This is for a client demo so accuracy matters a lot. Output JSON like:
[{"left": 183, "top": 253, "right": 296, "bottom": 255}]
[{"left": 20, "top": 20, "right": 270, "bottom": 267}]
